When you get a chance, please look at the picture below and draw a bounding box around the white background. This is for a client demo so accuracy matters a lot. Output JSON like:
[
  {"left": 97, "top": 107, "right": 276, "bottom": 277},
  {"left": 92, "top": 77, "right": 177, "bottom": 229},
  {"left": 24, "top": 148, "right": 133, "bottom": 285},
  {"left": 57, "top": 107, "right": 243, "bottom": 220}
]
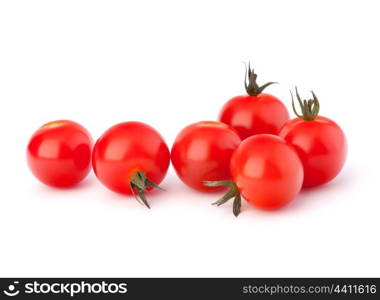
[{"left": 0, "top": 0, "right": 379, "bottom": 277}]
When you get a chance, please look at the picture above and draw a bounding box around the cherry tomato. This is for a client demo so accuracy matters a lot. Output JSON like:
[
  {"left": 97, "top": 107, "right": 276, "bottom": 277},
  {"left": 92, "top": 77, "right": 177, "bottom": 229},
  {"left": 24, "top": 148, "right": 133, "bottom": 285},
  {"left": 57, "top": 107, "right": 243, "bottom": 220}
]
[
  {"left": 219, "top": 63, "right": 289, "bottom": 139},
  {"left": 205, "top": 134, "right": 303, "bottom": 216},
  {"left": 27, "top": 120, "right": 93, "bottom": 187},
  {"left": 171, "top": 121, "right": 241, "bottom": 192},
  {"left": 279, "top": 88, "right": 347, "bottom": 188},
  {"left": 92, "top": 121, "right": 170, "bottom": 208}
]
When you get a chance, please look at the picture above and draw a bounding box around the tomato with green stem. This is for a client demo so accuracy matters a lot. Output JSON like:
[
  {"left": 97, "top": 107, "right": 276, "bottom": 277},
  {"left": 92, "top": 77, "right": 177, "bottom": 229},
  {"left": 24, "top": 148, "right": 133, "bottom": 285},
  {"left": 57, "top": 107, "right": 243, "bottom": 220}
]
[
  {"left": 279, "top": 88, "right": 347, "bottom": 188},
  {"left": 171, "top": 121, "right": 241, "bottom": 191},
  {"left": 27, "top": 120, "right": 93, "bottom": 188},
  {"left": 92, "top": 121, "right": 170, "bottom": 208},
  {"left": 219, "top": 63, "right": 289, "bottom": 139},
  {"left": 205, "top": 134, "right": 303, "bottom": 216}
]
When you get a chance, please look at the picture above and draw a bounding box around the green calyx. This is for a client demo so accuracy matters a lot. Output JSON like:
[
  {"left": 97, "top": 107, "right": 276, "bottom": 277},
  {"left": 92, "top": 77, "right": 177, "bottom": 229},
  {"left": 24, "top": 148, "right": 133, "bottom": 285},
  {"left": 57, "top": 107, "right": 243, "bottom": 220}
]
[
  {"left": 130, "top": 171, "right": 163, "bottom": 209},
  {"left": 291, "top": 87, "right": 320, "bottom": 121},
  {"left": 244, "top": 62, "right": 278, "bottom": 96},
  {"left": 203, "top": 180, "right": 242, "bottom": 217}
]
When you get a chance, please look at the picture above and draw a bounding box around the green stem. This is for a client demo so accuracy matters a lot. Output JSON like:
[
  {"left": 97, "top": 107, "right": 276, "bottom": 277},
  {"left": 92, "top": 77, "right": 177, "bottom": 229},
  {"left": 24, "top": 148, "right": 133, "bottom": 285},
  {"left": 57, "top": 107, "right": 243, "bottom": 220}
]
[
  {"left": 130, "top": 171, "right": 164, "bottom": 209},
  {"left": 203, "top": 180, "right": 242, "bottom": 217},
  {"left": 244, "top": 62, "right": 278, "bottom": 96},
  {"left": 291, "top": 87, "right": 320, "bottom": 121}
]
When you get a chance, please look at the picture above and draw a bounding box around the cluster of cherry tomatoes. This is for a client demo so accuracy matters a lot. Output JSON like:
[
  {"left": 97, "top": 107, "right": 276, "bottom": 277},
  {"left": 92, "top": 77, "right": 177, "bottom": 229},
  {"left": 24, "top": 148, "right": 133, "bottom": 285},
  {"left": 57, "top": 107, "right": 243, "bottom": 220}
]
[{"left": 27, "top": 64, "right": 347, "bottom": 216}]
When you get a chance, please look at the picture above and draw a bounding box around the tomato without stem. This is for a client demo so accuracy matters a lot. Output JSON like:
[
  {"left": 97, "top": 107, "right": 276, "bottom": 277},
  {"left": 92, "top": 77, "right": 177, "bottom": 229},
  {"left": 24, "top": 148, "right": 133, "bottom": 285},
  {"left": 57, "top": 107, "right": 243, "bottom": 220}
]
[
  {"left": 27, "top": 120, "right": 93, "bottom": 187},
  {"left": 92, "top": 121, "right": 170, "bottom": 208},
  {"left": 171, "top": 121, "right": 241, "bottom": 192},
  {"left": 219, "top": 63, "right": 289, "bottom": 139},
  {"left": 279, "top": 88, "right": 347, "bottom": 188},
  {"left": 205, "top": 134, "right": 304, "bottom": 216}
]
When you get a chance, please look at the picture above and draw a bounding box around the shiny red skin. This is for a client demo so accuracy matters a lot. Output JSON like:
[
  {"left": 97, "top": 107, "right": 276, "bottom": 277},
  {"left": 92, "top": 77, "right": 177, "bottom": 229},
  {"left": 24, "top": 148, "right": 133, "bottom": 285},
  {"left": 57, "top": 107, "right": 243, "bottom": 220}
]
[
  {"left": 219, "top": 93, "right": 289, "bottom": 140},
  {"left": 171, "top": 121, "right": 241, "bottom": 191},
  {"left": 231, "top": 134, "right": 303, "bottom": 209},
  {"left": 27, "top": 120, "right": 93, "bottom": 187},
  {"left": 92, "top": 122, "right": 170, "bottom": 195},
  {"left": 279, "top": 116, "right": 347, "bottom": 188}
]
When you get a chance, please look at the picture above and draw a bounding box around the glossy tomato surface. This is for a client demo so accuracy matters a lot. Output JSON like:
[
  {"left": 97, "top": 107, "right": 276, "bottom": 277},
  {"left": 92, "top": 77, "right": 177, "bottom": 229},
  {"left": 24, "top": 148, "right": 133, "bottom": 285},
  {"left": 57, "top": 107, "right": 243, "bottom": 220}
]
[
  {"left": 27, "top": 120, "right": 93, "bottom": 187},
  {"left": 279, "top": 116, "right": 347, "bottom": 188},
  {"left": 171, "top": 121, "right": 241, "bottom": 191},
  {"left": 219, "top": 93, "right": 289, "bottom": 140},
  {"left": 231, "top": 134, "right": 303, "bottom": 209},
  {"left": 92, "top": 121, "right": 170, "bottom": 195}
]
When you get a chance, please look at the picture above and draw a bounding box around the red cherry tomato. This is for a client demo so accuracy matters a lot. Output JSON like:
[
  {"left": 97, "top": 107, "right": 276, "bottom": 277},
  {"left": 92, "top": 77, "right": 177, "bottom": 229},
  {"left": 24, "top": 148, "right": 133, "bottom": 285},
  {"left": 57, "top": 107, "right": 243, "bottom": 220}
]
[
  {"left": 27, "top": 120, "right": 93, "bottom": 187},
  {"left": 205, "top": 134, "right": 304, "bottom": 216},
  {"left": 92, "top": 121, "right": 170, "bottom": 208},
  {"left": 279, "top": 88, "right": 347, "bottom": 188},
  {"left": 219, "top": 64, "right": 289, "bottom": 139},
  {"left": 171, "top": 121, "right": 241, "bottom": 192},
  {"left": 220, "top": 93, "right": 289, "bottom": 139}
]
